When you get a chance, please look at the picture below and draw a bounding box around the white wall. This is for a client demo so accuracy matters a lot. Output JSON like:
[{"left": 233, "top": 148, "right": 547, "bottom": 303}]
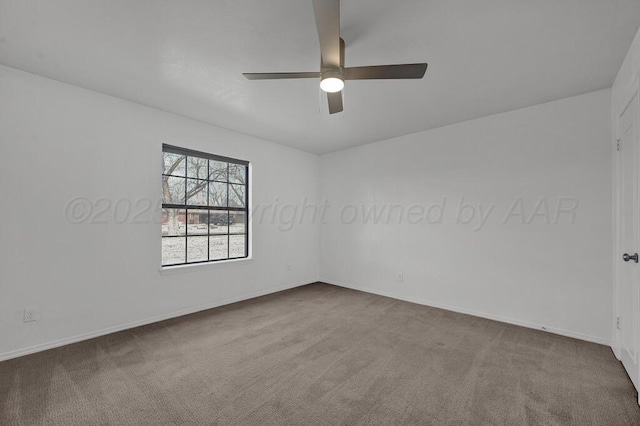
[
  {"left": 611, "top": 24, "right": 640, "bottom": 357},
  {"left": 0, "top": 65, "right": 320, "bottom": 360},
  {"left": 320, "top": 89, "right": 613, "bottom": 344}
]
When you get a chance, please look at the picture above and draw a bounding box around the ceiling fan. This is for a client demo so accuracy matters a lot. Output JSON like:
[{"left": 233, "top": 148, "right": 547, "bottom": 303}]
[{"left": 242, "top": 0, "right": 428, "bottom": 114}]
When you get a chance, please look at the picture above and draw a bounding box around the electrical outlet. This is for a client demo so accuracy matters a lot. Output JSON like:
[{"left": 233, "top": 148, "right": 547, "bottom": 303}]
[
  {"left": 398, "top": 272, "right": 404, "bottom": 282},
  {"left": 24, "top": 307, "right": 38, "bottom": 323}
]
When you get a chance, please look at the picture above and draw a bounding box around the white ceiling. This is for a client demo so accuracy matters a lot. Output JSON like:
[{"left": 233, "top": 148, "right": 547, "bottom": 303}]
[{"left": 1, "top": 0, "right": 639, "bottom": 154}]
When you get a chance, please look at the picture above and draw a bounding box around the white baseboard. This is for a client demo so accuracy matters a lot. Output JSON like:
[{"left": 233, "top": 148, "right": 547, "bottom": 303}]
[
  {"left": 2, "top": 280, "right": 610, "bottom": 362},
  {"left": 324, "top": 280, "right": 611, "bottom": 346},
  {"left": 0, "top": 281, "right": 313, "bottom": 362}
]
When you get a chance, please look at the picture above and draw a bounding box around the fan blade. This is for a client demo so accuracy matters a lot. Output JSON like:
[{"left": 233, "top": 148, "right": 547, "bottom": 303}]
[
  {"left": 312, "top": 0, "right": 341, "bottom": 68},
  {"left": 243, "top": 72, "right": 320, "bottom": 80},
  {"left": 344, "top": 63, "right": 428, "bottom": 80},
  {"left": 327, "top": 91, "right": 343, "bottom": 114}
]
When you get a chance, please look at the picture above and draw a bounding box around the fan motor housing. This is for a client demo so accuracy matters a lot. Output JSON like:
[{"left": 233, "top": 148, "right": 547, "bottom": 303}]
[{"left": 321, "top": 68, "right": 344, "bottom": 81}]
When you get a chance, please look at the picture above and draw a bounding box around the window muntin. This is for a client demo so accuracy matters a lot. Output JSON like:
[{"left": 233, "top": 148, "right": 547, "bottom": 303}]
[{"left": 162, "top": 144, "right": 249, "bottom": 266}]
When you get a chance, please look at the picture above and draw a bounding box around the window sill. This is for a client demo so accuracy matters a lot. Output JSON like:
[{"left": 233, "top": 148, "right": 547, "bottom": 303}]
[{"left": 159, "top": 257, "right": 253, "bottom": 275}]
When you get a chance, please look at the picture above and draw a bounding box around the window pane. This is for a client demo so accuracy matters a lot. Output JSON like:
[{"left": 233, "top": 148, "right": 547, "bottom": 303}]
[
  {"left": 209, "top": 235, "right": 228, "bottom": 260},
  {"left": 163, "top": 152, "right": 186, "bottom": 176},
  {"left": 186, "top": 179, "right": 207, "bottom": 206},
  {"left": 162, "top": 209, "right": 186, "bottom": 236},
  {"left": 186, "top": 210, "right": 208, "bottom": 235},
  {"left": 230, "top": 235, "right": 246, "bottom": 258},
  {"left": 187, "top": 236, "right": 208, "bottom": 262},
  {"left": 162, "top": 146, "right": 249, "bottom": 266},
  {"left": 229, "top": 164, "right": 246, "bottom": 184},
  {"left": 208, "top": 210, "right": 229, "bottom": 235},
  {"left": 228, "top": 184, "right": 246, "bottom": 207},
  {"left": 162, "top": 237, "right": 185, "bottom": 265},
  {"left": 208, "top": 182, "right": 227, "bottom": 207},
  {"left": 209, "top": 160, "right": 228, "bottom": 182},
  {"left": 163, "top": 176, "right": 185, "bottom": 204},
  {"left": 186, "top": 156, "right": 208, "bottom": 179},
  {"left": 230, "top": 211, "right": 246, "bottom": 234}
]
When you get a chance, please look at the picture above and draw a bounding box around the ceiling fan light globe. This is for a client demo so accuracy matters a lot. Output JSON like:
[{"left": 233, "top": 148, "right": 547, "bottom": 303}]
[{"left": 320, "top": 77, "right": 344, "bottom": 93}]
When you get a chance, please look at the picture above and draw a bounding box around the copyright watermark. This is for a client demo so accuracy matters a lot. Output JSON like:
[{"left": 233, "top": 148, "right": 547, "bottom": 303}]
[
  {"left": 64, "top": 197, "right": 162, "bottom": 225},
  {"left": 64, "top": 195, "right": 580, "bottom": 232}
]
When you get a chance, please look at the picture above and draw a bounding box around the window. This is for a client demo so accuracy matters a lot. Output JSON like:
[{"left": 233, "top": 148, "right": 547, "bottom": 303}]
[{"left": 162, "top": 144, "right": 249, "bottom": 266}]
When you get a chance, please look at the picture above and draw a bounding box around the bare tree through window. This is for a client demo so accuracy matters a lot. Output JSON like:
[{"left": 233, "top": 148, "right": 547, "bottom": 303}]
[{"left": 162, "top": 145, "right": 248, "bottom": 266}]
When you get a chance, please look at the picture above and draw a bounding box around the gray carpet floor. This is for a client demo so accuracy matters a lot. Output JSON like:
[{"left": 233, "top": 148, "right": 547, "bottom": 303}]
[{"left": 1, "top": 282, "right": 639, "bottom": 425}]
